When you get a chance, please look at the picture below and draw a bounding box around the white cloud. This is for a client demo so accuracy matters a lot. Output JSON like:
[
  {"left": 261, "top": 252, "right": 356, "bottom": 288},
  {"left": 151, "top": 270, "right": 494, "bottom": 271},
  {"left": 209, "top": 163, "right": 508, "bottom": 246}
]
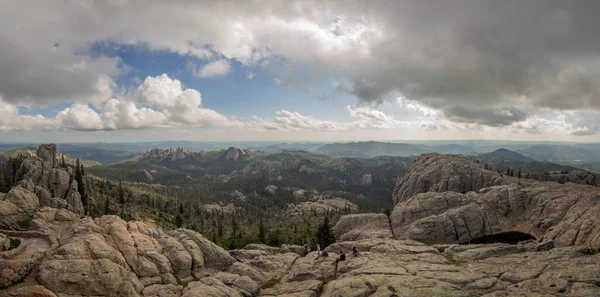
[
  {"left": 254, "top": 105, "right": 441, "bottom": 132},
  {"left": 196, "top": 59, "right": 231, "bottom": 78},
  {"left": 0, "top": 74, "right": 239, "bottom": 131},
  {"left": 0, "top": 98, "right": 57, "bottom": 131},
  {"left": 56, "top": 103, "right": 104, "bottom": 130},
  {"left": 246, "top": 71, "right": 256, "bottom": 79},
  {"left": 102, "top": 99, "right": 167, "bottom": 130}
]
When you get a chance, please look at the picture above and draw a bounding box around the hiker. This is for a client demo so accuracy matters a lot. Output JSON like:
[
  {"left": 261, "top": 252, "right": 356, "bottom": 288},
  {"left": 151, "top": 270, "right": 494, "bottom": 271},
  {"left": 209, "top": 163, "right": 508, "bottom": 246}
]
[
  {"left": 314, "top": 244, "right": 321, "bottom": 260},
  {"left": 321, "top": 249, "right": 329, "bottom": 257},
  {"left": 352, "top": 246, "right": 359, "bottom": 257}
]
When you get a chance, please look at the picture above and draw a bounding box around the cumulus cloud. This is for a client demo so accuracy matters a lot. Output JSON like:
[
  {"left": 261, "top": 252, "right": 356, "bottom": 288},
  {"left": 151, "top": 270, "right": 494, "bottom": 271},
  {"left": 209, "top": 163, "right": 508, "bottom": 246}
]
[
  {"left": 56, "top": 104, "right": 104, "bottom": 130},
  {"left": 196, "top": 59, "right": 232, "bottom": 78},
  {"left": 0, "top": 99, "right": 57, "bottom": 131},
  {"left": 0, "top": 74, "right": 237, "bottom": 131},
  {"left": 255, "top": 105, "right": 441, "bottom": 132}
]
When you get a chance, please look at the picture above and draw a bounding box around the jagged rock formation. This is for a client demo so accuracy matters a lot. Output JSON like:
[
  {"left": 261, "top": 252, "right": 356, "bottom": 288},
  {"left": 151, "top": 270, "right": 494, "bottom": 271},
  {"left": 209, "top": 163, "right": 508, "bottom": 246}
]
[
  {"left": 140, "top": 146, "right": 254, "bottom": 163},
  {"left": 264, "top": 185, "right": 278, "bottom": 195},
  {"left": 1, "top": 209, "right": 237, "bottom": 296},
  {"left": 393, "top": 153, "right": 505, "bottom": 204},
  {"left": 141, "top": 147, "right": 195, "bottom": 161},
  {"left": 285, "top": 198, "right": 358, "bottom": 216},
  {"left": 360, "top": 173, "right": 373, "bottom": 185},
  {"left": 143, "top": 169, "right": 154, "bottom": 181},
  {"left": 1, "top": 144, "right": 84, "bottom": 228},
  {"left": 230, "top": 190, "right": 246, "bottom": 202},
  {"left": 224, "top": 147, "right": 253, "bottom": 161},
  {"left": 202, "top": 203, "right": 236, "bottom": 214},
  {"left": 230, "top": 158, "right": 322, "bottom": 180},
  {"left": 36, "top": 144, "right": 57, "bottom": 167},
  {"left": 390, "top": 154, "right": 600, "bottom": 247},
  {"left": 333, "top": 213, "right": 393, "bottom": 241}
]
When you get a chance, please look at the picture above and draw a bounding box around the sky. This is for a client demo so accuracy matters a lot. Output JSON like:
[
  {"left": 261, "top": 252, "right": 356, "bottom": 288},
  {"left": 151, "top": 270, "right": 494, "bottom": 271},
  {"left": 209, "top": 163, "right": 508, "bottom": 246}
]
[{"left": 1, "top": 0, "right": 600, "bottom": 143}]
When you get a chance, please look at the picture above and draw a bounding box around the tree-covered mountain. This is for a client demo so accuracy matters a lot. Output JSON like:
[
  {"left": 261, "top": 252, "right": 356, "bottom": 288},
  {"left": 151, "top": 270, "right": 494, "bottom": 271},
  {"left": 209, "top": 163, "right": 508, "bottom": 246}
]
[
  {"left": 315, "top": 141, "right": 428, "bottom": 158},
  {"left": 516, "top": 145, "right": 598, "bottom": 163},
  {"left": 472, "top": 148, "right": 578, "bottom": 173}
]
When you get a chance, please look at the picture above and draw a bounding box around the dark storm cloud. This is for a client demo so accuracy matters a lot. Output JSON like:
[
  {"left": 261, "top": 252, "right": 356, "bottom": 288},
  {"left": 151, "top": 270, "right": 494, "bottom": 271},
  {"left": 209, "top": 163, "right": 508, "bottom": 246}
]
[
  {"left": 441, "top": 106, "right": 528, "bottom": 127},
  {"left": 341, "top": 0, "right": 600, "bottom": 122}
]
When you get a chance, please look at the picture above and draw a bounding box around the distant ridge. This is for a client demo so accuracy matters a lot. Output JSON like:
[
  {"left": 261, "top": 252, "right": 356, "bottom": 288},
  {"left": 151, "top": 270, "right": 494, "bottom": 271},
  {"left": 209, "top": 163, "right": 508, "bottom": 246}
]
[
  {"left": 315, "top": 141, "right": 428, "bottom": 158},
  {"left": 487, "top": 148, "right": 533, "bottom": 162},
  {"left": 472, "top": 148, "right": 578, "bottom": 173}
]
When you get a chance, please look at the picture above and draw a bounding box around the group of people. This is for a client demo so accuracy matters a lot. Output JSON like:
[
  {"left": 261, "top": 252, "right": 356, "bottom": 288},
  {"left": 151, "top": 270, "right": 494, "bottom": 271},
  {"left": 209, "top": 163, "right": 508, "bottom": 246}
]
[{"left": 314, "top": 244, "right": 359, "bottom": 263}]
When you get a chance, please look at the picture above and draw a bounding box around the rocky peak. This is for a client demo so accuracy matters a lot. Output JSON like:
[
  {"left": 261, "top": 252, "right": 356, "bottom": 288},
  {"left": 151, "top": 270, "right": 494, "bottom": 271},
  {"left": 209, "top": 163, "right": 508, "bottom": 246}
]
[
  {"left": 392, "top": 153, "right": 505, "bottom": 205},
  {"left": 36, "top": 143, "right": 57, "bottom": 167},
  {"left": 1, "top": 143, "right": 84, "bottom": 229},
  {"left": 224, "top": 147, "right": 253, "bottom": 161},
  {"left": 141, "top": 147, "right": 194, "bottom": 161}
]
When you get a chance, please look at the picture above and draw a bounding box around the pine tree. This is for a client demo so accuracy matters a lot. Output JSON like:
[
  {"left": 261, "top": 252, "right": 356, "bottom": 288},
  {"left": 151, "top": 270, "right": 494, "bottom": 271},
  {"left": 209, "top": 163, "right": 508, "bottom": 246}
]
[
  {"left": 118, "top": 181, "right": 126, "bottom": 206},
  {"left": 267, "top": 229, "right": 281, "bottom": 247},
  {"left": 506, "top": 167, "right": 510, "bottom": 176},
  {"left": 104, "top": 197, "right": 110, "bottom": 215},
  {"left": 75, "top": 158, "right": 81, "bottom": 179},
  {"left": 258, "top": 218, "right": 266, "bottom": 243},
  {"left": 316, "top": 216, "right": 335, "bottom": 248},
  {"left": 75, "top": 159, "right": 88, "bottom": 212},
  {"left": 175, "top": 214, "right": 183, "bottom": 228},
  {"left": 229, "top": 216, "right": 240, "bottom": 249},
  {"left": 518, "top": 169, "right": 522, "bottom": 178}
]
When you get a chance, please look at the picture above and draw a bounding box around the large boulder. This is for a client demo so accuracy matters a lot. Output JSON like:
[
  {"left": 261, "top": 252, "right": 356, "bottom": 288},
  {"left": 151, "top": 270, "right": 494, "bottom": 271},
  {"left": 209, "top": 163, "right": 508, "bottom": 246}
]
[
  {"left": 181, "top": 278, "right": 242, "bottom": 297},
  {"left": 4, "top": 285, "right": 58, "bottom": 297},
  {"left": 155, "top": 233, "right": 193, "bottom": 279},
  {"left": 0, "top": 200, "right": 28, "bottom": 228},
  {"left": 0, "top": 233, "right": 10, "bottom": 251},
  {"left": 393, "top": 153, "right": 504, "bottom": 204},
  {"left": 229, "top": 252, "right": 299, "bottom": 284},
  {"left": 173, "top": 229, "right": 235, "bottom": 270},
  {"left": 65, "top": 180, "right": 83, "bottom": 216},
  {"left": 47, "top": 168, "right": 71, "bottom": 198},
  {"left": 142, "top": 284, "right": 183, "bottom": 297},
  {"left": 4, "top": 186, "right": 39, "bottom": 215},
  {"left": 95, "top": 217, "right": 173, "bottom": 280},
  {"left": 37, "top": 258, "right": 143, "bottom": 296},
  {"left": 261, "top": 280, "right": 324, "bottom": 296},
  {"left": 0, "top": 186, "right": 39, "bottom": 228},
  {"left": 333, "top": 213, "right": 393, "bottom": 241}
]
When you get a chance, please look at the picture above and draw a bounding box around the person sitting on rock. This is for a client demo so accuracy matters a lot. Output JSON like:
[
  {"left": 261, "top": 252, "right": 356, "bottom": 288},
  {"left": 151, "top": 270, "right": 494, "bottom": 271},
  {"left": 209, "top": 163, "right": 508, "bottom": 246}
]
[
  {"left": 321, "top": 250, "right": 329, "bottom": 257},
  {"left": 584, "top": 243, "right": 595, "bottom": 254},
  {"left": 352, "top": 246, "right": 359, "bottom": 257},
  {"left": 334, "top": 250, "right": 346, "bottom": 264}
]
